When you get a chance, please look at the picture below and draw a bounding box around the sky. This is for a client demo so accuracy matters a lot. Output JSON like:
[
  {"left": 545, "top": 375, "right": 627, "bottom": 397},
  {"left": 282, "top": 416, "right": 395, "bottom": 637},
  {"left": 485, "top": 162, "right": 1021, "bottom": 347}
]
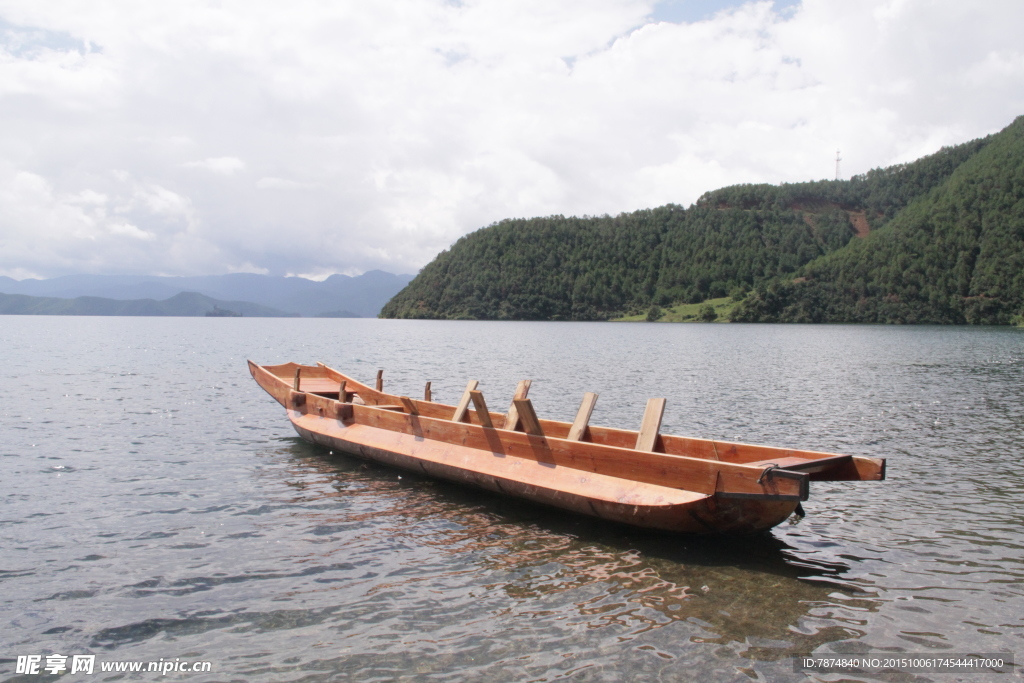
[{"left": 0, "top": 0, "right": 1022, "bottom": 280}]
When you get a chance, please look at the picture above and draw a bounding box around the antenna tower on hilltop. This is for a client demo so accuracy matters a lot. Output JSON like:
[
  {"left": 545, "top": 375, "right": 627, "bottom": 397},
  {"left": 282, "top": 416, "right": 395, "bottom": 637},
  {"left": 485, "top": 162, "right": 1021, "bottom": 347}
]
[{"left": 835, "top": 149, "right": 842, "bottom": 180}]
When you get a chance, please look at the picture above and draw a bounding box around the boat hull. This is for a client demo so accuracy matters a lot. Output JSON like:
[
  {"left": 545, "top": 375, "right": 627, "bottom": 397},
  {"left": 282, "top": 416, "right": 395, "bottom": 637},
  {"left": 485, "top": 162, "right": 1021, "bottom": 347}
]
[
  {"left": 248, "top": 360, "right": 882, "bottom": 535},
  {"left": 289, "top": 411, "right": 799, "bottom": 534}
]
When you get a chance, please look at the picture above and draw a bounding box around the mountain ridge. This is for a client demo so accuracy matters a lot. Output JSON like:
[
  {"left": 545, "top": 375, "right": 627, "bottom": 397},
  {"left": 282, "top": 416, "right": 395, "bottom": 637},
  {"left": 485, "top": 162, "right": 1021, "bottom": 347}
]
[
  {"left": 0, "top": 270, "right": 414, "bottom": 318},
  {"left": 380, "top": 117, "right": 1023, "bottom": 324},
  {"left": 0, "top": 291, "right": 298, "bottom": 317}
]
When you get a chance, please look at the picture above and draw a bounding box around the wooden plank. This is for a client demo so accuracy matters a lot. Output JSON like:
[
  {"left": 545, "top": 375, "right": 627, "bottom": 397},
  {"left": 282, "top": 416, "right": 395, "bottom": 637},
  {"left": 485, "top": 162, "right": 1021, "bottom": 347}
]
[
  {"left": 295, "top": 377, "right": 347, "bottom": 394},
  {"left": 424, "top": 381, "right": 432, "bottom": 402},
  {"left": 513, "top": 398, "right": 544, "bottom": 437},
  {"left": 265, "top": 362, "right": 329, "bottom": 380},
  {"left": 338, "top": 380, "right": 348, "bottom": 403},
  {"left": 375, "top": 369, "right": 384, "bottom": 392},
  {"left": 635, "top": 398, "right": 666, "bottom": 452},
  {"left": 746, "top": 455, "right": 851, "bottom": 473},
  {"left": 503, "top": 380, "right": 532, "bottom": 430},
  {"left": 315, "top": 363, "right": 344, "bottom": 381},
  {"left": 400, "top": 396, "right": 419, "bottom": 415},
  {"left": 347, "top": 403, "right": 807, "bottom": 500},
  {"left": 308, "top": 362, "right": 372, "bottom": 401},
  {"left": 469, "top": 390, "right": 493, "bottom": 428},
  {"left": 293, "top": 368, "right": 301, "bottom": 390},
  {"left": 567, "top": 392, "right": 598, "bottom": 441},
  {"left": 451, "top": 380, "right": 480, "bottom": 423}
]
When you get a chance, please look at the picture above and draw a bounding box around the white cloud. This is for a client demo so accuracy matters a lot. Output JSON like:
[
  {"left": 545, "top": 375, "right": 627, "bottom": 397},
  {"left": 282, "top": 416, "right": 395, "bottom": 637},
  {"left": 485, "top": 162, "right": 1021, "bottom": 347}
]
[
  {"left": 0, "top": 0, "right": 1022, "bottom": 278},
  {"left": 68, "top": 189, "right": 108, "bottom": 205},
  {"left": 0, "top": 164, "right": 218, "bottom": 277},
  {"left": 129, "top": 183, "right": 193, "bottom": 220},
  {"left": 107, "top": 220, "right": 153, "bottom": 240},
  {"left": 225, "top": 261, "right": 268, "bottom": 275},
  {"left": 183, "top": 156, "right": 246, "bottom": 174},
  {"left": 255, "top": 176, "right": 316, "bottom": 190}
]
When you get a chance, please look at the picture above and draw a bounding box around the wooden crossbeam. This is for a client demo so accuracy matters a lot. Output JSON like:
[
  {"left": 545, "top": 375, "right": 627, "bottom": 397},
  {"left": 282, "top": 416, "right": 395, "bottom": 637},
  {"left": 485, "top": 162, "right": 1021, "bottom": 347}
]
[
  {"left": 424, "top": 381, "right": 432, "bottom": 402},
  {"left": 512, "top": 398, "right": 544, "bottom": 437},
  {"left": 400, "top": 396, "right": 419, "bottom": 415},
  {"left": 503, "top": 380, "right": 532, "bottom": 430},
  {"left": 451, "top": 380, "right": 480, "bottom": 423},
  {"left": 635, "top": 398, "right": 666, "bottom": 452},
  {"left": 469, "top": 390, "right": 493, "bottom": 428},
  {"left": 567, "top": 392, "right": 598, "bottom": 441},
  {"left": 375, "top": 369, "right": 384, "bottom": 392}
]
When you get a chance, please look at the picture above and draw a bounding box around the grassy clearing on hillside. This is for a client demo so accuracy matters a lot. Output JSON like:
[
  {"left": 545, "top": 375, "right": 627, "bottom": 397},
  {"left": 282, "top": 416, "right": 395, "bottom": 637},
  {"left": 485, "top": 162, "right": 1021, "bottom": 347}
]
[{"left": 614, "top": 297, "right": 738, "bottom": 322}]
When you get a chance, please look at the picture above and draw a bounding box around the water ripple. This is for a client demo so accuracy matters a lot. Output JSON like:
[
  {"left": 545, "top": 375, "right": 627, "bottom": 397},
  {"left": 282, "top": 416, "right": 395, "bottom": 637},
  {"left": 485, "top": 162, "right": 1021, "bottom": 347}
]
[{"left": 1, "top": 318, "right": 1022, "bottom": 681}]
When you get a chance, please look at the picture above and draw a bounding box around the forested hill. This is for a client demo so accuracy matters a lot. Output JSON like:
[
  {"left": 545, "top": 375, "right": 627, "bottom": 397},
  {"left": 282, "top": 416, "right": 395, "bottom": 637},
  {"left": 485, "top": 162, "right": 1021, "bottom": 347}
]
[
  {"left": 731, "top": 118, "right": 1024, "bottom": 324},
  {"left": 381, "top": 117, "right": 1022, "bottom": 323}
]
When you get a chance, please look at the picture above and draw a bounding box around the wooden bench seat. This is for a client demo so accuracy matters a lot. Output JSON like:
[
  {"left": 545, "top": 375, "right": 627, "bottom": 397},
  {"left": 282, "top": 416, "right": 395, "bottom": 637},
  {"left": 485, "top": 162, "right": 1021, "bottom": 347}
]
[{"left": 296, "top": 378, "right": 348, "bottom": 395}]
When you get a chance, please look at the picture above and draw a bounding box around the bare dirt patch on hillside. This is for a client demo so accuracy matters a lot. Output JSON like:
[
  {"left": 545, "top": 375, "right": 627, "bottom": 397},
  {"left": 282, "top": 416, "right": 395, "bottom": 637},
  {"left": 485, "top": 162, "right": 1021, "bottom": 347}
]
[{"left": 848, "top": 210, "right": 871, "bottom": 238}]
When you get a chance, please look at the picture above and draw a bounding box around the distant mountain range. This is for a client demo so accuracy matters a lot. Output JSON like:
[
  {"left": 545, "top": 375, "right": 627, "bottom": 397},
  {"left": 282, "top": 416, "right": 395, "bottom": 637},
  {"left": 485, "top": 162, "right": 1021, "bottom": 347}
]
[
  {"left": 0, "top": 270, "right": 414, "bottom": 318},
  {"left": 0, "top": 291, "right": 299, "bottom": 317}
]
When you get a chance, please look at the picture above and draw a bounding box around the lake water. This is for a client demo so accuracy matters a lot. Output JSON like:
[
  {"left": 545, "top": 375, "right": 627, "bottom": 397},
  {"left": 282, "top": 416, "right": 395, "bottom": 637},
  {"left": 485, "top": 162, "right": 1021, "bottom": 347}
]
[{"left": 2, "top": 317, "right": 1022, "bottom": 682}]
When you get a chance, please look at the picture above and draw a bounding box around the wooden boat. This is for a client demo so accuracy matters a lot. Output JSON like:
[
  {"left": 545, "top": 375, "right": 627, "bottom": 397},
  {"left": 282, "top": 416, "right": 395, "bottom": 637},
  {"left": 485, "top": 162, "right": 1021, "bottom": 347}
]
[{"left": 249, "top": 361, "right": 885, "bottom": 534}]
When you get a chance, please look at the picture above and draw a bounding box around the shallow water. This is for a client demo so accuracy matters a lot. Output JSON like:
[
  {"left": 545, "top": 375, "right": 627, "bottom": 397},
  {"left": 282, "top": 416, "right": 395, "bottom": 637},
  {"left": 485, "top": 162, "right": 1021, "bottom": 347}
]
[{"left": 1, "top": 317, "right": 1022, "bottom": 681}]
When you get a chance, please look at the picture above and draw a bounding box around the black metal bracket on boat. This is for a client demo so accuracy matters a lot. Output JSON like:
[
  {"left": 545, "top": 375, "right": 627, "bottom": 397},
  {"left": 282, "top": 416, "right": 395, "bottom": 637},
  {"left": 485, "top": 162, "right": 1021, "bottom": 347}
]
[{"left": 757, "top": 463, "right": 780, "bottom": 484}]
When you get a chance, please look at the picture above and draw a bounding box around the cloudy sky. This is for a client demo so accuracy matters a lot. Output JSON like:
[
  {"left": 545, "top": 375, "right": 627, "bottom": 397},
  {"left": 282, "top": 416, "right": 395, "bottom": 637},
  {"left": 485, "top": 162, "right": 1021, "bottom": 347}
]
[{"left": 1, "top": 0, "right": 1022, "bottom": 280}]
